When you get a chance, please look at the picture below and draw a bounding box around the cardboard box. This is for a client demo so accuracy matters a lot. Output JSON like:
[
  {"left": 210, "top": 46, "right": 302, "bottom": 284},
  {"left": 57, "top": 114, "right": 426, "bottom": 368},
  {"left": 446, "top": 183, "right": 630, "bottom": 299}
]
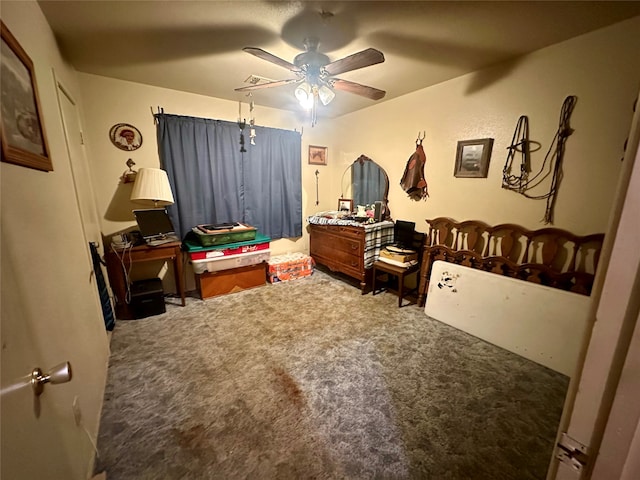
[{"left": 267, "top": 253, "right": 314, "bottom": 283}]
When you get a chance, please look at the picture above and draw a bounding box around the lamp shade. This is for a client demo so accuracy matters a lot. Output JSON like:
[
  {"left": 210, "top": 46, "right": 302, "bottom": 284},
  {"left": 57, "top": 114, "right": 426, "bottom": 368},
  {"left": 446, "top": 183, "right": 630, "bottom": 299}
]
[
  {"left": 318, "top": 84, "right": 335, "bottom": 106},
  {"left": 130, "top": 167, "right": 175, "bottom": 207},
  {"left": 294, "top": 82, "right": 314, "bottom": 110}
]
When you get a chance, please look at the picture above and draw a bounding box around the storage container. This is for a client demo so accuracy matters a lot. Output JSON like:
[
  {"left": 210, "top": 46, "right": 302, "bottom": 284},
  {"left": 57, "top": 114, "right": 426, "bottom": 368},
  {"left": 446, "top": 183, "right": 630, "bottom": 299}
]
[
  {"left": 196, "top": 262, "right": 267, "bottom": 299},
  {"left": 191, "top": 223, "right": 257, "bottom": 247},
  {"left": 191, "top": 249, "right": 271, "bottom": 274},
  {"left": 184, "top": 233, "right": 270, "bottom": 260}
]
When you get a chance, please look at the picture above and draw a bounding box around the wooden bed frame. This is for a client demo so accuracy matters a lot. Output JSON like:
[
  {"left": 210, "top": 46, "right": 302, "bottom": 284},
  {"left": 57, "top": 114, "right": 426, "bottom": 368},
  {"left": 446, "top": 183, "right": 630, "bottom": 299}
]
[{"left": 416, "top": 218, "right": 605, "bottom": 307}]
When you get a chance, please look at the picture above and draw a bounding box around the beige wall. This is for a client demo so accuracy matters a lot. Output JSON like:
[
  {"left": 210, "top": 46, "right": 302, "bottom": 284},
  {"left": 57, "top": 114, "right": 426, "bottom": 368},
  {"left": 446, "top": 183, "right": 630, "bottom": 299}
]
[
  {"left": 79, "top": 9, "right": 640, "bottom": 242},
  {"left": 76, "top": 17, "right": 639, "bottom": 294},
  {"left": 0, "top": 1, "right": 109, "bottom": 479},
  {"left": 326, "top": 16, "right": 640, "bottom": 236},
  {"left": 77, "top": 73, "right": 331, "bottom": 256}
]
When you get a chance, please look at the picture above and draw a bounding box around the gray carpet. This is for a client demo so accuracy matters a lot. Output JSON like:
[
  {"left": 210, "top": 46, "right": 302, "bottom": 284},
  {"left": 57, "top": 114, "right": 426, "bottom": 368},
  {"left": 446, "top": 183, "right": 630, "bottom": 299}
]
[{"left": 95, "top": 268, "right": 568, "bottom": 479}]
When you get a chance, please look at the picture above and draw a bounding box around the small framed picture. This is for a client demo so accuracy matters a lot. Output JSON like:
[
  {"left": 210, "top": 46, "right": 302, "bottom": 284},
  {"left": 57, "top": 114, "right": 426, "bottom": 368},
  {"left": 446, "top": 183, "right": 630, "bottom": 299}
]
[
  {"left": 309, "top": 145, "right": 327, "bottom": 165},
  {"left": 338, "top": 198, "right": 353, "bottom": 213},
  {"left": 0, "top": 21, "right": 52, "bottom": 171},
  {"left": 454, "top": 138, "right": 494, "bottom": 178},
  {"left": 110, "top": 123, "right": 143, "bottom": 151}
]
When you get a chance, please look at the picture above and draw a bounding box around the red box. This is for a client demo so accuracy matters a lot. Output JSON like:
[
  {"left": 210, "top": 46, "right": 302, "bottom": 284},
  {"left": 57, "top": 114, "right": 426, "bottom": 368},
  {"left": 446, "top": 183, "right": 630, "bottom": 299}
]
[{"left": 267, "top": 253, "right": 314, "bottom": 283}]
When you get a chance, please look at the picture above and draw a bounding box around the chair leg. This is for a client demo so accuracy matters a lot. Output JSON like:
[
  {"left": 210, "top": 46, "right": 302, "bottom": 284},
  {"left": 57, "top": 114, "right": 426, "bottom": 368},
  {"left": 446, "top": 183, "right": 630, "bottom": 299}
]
[{"left": 372, "top": 267, "right": 378, "bottom": 295}]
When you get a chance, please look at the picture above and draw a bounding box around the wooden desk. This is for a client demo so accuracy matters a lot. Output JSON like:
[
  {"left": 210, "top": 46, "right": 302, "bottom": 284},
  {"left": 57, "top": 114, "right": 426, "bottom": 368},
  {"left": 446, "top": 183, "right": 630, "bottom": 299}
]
[{"left": 104, "top": 241, "right": 185, "bottom": 319}]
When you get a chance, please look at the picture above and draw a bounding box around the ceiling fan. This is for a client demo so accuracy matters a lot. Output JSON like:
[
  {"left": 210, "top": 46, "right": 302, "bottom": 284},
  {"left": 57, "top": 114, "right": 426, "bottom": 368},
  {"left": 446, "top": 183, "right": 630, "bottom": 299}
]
[{"left": 235, "top": 38, "right": 386, "bottom": 124}]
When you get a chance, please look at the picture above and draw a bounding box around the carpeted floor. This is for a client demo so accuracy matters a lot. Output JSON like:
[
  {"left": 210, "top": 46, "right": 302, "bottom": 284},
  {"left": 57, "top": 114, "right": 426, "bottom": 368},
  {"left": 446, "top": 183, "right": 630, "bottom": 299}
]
[{"left": 94, "top": 268, "right": 568, "bottom": 480}]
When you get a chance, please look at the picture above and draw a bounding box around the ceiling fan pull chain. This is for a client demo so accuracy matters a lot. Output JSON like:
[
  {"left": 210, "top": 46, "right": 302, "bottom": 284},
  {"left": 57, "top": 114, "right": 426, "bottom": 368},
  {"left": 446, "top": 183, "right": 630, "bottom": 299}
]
[
  {"left": 237, "top": 101, "right": 247, "bottom": 153},
  {"left": 248, "top": 94, "right": 257, "bottom": 145}
]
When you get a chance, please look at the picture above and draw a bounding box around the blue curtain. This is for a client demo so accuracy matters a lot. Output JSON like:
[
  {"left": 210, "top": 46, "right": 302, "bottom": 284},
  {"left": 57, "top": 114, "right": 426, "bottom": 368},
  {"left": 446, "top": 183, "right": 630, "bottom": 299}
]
[{"left": 156, "top": 114, "right": 302, "bottom": 240}]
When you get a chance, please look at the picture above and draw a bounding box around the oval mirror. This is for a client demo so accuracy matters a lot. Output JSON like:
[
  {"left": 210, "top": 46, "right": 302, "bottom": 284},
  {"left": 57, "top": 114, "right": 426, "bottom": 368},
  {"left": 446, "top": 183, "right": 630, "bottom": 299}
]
[{"left": 341, "top": 155, "right": 390, "bottom": 219}]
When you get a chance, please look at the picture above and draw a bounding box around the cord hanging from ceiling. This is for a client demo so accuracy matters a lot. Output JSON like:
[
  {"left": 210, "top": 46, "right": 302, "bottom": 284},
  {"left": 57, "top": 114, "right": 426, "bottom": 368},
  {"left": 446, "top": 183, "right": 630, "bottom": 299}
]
[
  {"left": 248, "top": 93, "right": 257, "bottom": 145},
  {"left": 238, "top": 101, "right": 247, "bottom": 153}
]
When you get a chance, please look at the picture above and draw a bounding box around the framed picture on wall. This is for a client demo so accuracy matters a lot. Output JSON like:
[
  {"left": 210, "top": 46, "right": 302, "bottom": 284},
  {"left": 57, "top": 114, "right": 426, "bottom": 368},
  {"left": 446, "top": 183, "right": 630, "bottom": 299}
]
[
  {"left": 309, "top": 145, "right": 327, "bottom": 165},
  {"left": 109, "top": 123, "right": 143, "bottom": 151},
  {"left": 0, "top": 21, "right": 52, "bottom": 171},
  {"left": 454, "top": 138, "right": 493, "bottom": 178}
]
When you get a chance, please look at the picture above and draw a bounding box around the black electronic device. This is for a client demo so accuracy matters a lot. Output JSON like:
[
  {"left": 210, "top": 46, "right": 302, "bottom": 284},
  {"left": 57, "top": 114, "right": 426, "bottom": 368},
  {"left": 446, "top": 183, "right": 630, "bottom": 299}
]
[
  {"left": 394, "top": 220, "right": 416, "bottom": 251},
  {"left": 374, "top": 201, "right": 383, "bottom": 222},
  {"left": 130, "top": 278, "right": 165, "bottom": 319},
  {"left": 133, "top": 208, "right": 180, "bottom": 246}
]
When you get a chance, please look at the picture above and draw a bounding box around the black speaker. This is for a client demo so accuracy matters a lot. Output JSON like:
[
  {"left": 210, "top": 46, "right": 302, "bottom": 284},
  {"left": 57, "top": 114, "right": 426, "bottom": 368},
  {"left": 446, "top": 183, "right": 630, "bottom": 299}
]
[{"left": 374, "top": 201, "right": 383, "bottom": 222}]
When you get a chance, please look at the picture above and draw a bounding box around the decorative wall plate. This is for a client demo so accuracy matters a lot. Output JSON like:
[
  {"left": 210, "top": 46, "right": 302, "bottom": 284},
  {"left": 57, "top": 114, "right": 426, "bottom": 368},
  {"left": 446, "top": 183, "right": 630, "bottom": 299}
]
[{"left": 109, "top": 123, "right": 142, "bottom": 151}]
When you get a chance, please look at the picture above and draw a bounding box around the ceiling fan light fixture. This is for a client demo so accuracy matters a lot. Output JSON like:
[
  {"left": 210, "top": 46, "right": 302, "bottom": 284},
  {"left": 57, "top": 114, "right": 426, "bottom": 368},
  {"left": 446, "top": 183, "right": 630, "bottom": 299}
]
[
  {"left": 318, "top": 84, "right": 335, "bottom": 106},
  {"left": 295, "top": 82, "right": 314, "bottom": 110}
]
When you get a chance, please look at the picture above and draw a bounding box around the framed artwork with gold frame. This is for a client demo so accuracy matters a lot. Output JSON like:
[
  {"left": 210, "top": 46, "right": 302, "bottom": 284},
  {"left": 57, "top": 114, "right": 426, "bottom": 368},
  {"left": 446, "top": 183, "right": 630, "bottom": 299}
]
[
  {"left": 309, "top": 145, "right": 327, "bottom": 165},
  {"left": 0, "top": 21, "right": 52, "bottom": 171}
]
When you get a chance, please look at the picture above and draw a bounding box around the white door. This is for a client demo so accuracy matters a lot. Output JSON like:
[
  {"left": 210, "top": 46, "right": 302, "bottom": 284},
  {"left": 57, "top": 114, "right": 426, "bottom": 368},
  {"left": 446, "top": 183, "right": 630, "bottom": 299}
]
[
  {"left": 0, "top": 72, "right": 110, "bottom": 479},
  {"left": 549, "top": 93, "right": 640, "bottom": 479}
]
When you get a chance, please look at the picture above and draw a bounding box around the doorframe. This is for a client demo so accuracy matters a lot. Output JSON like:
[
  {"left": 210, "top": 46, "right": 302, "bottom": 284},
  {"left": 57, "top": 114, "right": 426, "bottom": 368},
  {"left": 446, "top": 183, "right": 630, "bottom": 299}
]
[
  {"left": 548, "top": 92, "right": 640, "bottom": 479},
  {"left": 53, "top": 69, "right": 102, "bottom": 248}
]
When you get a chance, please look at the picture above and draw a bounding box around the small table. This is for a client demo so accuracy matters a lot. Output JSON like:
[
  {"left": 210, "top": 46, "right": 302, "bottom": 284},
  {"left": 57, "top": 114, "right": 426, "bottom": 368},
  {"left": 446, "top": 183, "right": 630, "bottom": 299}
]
[
  {"left": 372, "top": 260, "right": 421, "bottom": 307},
  {"left": 104, "top": 241, "right": 185, "bottom": 319}
]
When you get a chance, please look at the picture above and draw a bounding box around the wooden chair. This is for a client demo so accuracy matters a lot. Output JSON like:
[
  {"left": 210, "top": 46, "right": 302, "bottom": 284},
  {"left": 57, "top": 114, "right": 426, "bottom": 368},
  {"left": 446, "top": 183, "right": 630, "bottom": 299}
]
[{"left": 372, "top": 230, "right": 425, "bottom": 307}]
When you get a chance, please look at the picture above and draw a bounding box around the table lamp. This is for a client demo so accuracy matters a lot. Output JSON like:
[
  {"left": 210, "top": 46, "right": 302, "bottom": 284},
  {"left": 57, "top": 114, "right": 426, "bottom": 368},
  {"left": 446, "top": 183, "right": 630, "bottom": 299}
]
[{"left": 130, "top": 167, "right": 175, "bottom": 207}]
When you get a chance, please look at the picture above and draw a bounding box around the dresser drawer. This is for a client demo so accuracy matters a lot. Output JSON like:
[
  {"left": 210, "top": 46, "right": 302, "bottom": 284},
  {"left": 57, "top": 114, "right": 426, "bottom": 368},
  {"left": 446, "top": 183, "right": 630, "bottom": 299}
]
[
  {"left": 311, "top": 242, "right": 363, "bottom": 271},
  {"left": 310, "top": 224, "right": 364, "bottom": 241},
  {"left": 332, "top": 236, "right": 362, "bottom": 257},
  {"left": 310, "top": 231, "right": 361, "bottom": 259}
]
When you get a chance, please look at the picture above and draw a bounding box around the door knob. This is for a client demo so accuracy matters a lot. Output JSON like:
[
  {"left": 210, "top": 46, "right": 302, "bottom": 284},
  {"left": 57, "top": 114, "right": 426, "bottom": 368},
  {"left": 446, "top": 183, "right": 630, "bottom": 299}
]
[{"left": 31, "top": 362, "right": 72, "bottom": 396}]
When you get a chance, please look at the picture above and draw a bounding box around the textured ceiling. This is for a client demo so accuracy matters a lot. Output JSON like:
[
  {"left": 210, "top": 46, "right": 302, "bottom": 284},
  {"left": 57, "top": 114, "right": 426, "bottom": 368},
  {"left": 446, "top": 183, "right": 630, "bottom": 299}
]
[{"left": 39, "top": 1, "right": 640, "bottom": 122}]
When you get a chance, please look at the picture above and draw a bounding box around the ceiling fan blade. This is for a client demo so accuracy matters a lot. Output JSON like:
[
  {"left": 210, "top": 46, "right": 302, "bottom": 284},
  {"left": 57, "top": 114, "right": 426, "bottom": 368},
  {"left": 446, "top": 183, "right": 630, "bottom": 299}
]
[
  {"left": 243, "top": 47, "right": 301, "bottom": 72},
  {"left": 234, "top": 78, "right": 300, "bottom": 92},
  {"left": 331, "top": 79, "right": 386, "bottom": 100},
  {"left": 324, "top": 48, "right": 385, "bottom": 76}
]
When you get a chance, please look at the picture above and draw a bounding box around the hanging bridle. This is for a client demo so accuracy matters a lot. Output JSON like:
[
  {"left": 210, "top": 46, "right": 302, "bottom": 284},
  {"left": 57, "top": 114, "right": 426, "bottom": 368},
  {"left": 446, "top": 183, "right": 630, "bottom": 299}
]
[{"left": 502, "top": 95, "right": 577, "bottom": 224}]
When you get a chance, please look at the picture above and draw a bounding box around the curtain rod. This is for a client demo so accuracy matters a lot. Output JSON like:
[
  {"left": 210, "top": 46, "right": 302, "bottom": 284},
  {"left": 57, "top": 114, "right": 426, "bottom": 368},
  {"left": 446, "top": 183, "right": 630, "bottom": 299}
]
[{"left": 151, "top": 106, "right": 302, "bottom": 135}]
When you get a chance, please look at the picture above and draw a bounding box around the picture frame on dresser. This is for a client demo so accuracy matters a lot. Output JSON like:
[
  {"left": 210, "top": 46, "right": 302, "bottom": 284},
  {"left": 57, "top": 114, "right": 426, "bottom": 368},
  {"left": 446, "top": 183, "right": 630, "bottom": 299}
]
[
  {"left": 338, "top": 198, "right": 353, "bottom": 213},
  {"left": 0, "top": 21, "right": 52, "bottom": 171}
]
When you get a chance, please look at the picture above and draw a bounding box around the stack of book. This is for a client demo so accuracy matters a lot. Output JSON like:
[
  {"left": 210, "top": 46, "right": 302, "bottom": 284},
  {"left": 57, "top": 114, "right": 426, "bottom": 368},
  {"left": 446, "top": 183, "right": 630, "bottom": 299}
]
[{"left": 378, "top": 245, "right": 418, "bottom": 268}]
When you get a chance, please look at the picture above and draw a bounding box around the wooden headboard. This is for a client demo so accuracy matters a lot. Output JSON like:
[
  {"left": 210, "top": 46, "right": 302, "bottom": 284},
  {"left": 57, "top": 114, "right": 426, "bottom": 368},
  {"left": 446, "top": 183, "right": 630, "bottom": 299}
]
[{"left": 417, "top": 218, "right": 605, "bottom": 307}]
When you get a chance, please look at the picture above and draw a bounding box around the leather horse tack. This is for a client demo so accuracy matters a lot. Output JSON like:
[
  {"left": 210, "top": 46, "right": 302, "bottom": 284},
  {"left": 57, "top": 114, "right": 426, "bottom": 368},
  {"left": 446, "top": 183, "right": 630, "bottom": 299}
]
[{"left": 400, "top": 133, "right": 429, "bottom": 201}]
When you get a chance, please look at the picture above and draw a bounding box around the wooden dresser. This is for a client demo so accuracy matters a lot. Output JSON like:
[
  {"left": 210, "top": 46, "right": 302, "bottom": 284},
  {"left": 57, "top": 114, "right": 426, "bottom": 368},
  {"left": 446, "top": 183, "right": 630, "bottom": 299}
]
[{"left": 309, "top": 221, "right": 394, "bottom": 293}]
